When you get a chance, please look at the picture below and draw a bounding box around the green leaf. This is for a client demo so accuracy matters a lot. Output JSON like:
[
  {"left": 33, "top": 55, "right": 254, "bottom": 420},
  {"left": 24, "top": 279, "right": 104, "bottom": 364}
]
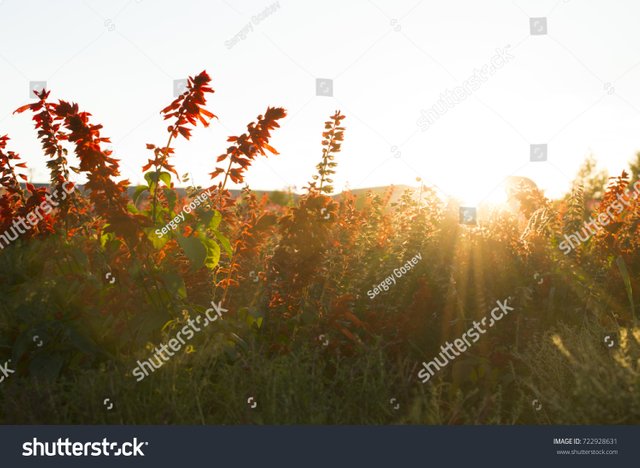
[
  {"left": 161, "top": 319, "right": 178, "bottom": 333},
  {"left": 201, "top": 236, "right": 221, "bottom": 270},
  {"left": 163, "top": 187, "right": 177, "bottom": 211},
  {"left": 177, "top": 235, "right": 207, "bottom": 269},
  {"left": 158, "top": 271, "right": 187, "bottom": 299},
  {"left": 200, "top": 209, "right": 222, "bottom": 230},
  {"left": 99, "top": 230, "right": 114, "bottom": 248},
  {"left": 214, "top": 231, "right": 232, "bottom": 256},
  {"left": 616, "top": 256, "right": 636, "bottom": 319},
  {"left": 159, "top": 171, "right": 172, "bottom": 187},
  {"left": 245, "top": 313, "right": 263, "bottom": 329},
  {"left": 144, "top": 172, "right": 158, "bottom": 193},
  {"left": 145, "top": 228, "right": 169, "bottom": 249},
  {"left": 133, "top": 185, "right": 148, "bottom": 206}
]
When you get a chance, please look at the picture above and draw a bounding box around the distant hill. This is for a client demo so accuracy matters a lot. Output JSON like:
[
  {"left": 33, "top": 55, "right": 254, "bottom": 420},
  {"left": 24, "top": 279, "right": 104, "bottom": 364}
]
[{"left": 18, "top": 183, "right": 418, "bottom": 205}]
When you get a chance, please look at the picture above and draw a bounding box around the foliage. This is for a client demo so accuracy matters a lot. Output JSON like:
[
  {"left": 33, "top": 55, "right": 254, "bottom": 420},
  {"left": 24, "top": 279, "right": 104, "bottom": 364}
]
[{"left": 0, "top": 72, "right": 639, "bottom": 423}]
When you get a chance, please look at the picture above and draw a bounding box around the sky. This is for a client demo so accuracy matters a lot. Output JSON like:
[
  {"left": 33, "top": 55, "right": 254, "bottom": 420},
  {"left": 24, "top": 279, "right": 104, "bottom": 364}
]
[{"left": 1, "top": 0, "right": 640, "bottom": 204}]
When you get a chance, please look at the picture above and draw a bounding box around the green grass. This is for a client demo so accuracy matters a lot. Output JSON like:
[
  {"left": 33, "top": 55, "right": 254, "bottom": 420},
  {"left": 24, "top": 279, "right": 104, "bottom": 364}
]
[{"left": 3, "top": 317, "right": 639, "bottom": 424}]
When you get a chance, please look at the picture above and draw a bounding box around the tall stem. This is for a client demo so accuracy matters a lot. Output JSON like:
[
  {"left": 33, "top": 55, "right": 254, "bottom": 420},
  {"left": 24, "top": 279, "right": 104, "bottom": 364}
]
[
  {"left": 215, "top": 156, "right": 235, "bottom": 210},
  {"left": 151, "top": 121, "right": 179, "bottom": 224},
  {"left": 318, "top": 124, "right": 336, "bottom": 193}
]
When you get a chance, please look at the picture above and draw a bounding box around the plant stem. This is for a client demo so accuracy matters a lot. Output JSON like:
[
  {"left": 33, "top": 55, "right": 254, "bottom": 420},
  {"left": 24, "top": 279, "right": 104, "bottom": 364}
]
[
  {"left": 318, "top": 125, "right": 337, "bottom": 193},
  {"left": 152, "top": 104, "right": 187, "bottom": 223}
]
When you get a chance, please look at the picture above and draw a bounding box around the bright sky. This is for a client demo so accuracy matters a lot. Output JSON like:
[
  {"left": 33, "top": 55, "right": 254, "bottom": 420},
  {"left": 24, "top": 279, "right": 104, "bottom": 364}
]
[{"left": 1, "top": 0, "right": 640, "bottom": 204}]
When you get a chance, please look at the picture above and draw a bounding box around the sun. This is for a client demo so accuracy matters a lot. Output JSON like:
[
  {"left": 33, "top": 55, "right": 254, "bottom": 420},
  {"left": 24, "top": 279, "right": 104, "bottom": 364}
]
[
  {"left": 451, "top": 181, "right": 509, "bottom": 207},
  {"left": 421, "top": 174, "right": 509, "bottom": 207}
]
